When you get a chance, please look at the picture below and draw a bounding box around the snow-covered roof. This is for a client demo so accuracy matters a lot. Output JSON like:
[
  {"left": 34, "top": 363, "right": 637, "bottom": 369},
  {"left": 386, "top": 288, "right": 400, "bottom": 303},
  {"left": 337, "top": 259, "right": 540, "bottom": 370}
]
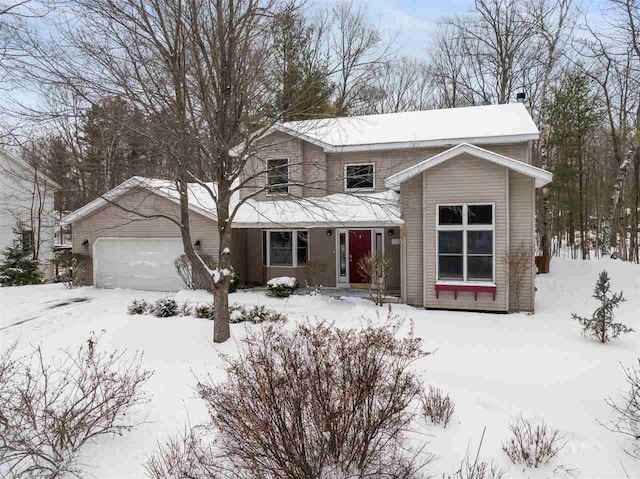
[
  {"left": 62, "top": 177, "right": 402, "bottom": 227},
  {"left": 385, "top": 143, "right": 553, "bottom": 189},
  {"left": 234, "top": 190, "right": 401, "bottom": 227},
  {"left": 263, "top": 103, "right": 539, "bottom": 154},
  {"left": 61, "top": 177, "right": 220, "bottom": 225}
]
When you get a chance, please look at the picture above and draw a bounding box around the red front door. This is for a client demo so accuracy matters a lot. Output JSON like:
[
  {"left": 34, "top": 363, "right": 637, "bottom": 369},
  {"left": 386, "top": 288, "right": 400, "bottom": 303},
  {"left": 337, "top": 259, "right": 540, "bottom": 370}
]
[{"left": 349, "top": 230, "right": 371, "bottom": 283}]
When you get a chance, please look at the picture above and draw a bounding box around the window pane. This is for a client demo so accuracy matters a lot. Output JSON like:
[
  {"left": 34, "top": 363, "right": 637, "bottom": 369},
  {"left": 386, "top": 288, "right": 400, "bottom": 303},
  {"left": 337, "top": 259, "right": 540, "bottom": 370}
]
[
  {"left": 438, "top": 231, "right": 463, "bottom": 254},
  {"left": 262, "top": 231, "right": 267, "bottom": 265},
  {"left": 438, "top": 205, "right": 462, "bottom": 225},
  {"left": 268, "top": 159, "right": 289, "bottom": 193},
  {"left": 269, "top": 231, "right": 293, "bottom": 265},
  {"left": 468, "top": 205, "right": 492, "bottom": 225},
  {"left": 346, "top": 164, "right": 374, "bottom": 189},
  {"left": 439, "top": 255, "right": 463, "bottom": 280},
  {"left": 297, "top": 231, "right": 308, "bottom": 265},
  {"left": 467, "top": 231, "right": 493, "bottom": 255},
  {"left": 468, "top": 256, "right": 493, "bottom": 280}
]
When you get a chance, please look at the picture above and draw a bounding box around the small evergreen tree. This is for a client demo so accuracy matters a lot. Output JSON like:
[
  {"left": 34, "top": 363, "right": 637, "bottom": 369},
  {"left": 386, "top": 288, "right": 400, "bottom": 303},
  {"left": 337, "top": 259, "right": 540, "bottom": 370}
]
[
  {"left": 0, "top": 232, "right": 43, "bottom": 286},
  {"left": 572, "top": 271, "right": 632, "bottom": 343}
]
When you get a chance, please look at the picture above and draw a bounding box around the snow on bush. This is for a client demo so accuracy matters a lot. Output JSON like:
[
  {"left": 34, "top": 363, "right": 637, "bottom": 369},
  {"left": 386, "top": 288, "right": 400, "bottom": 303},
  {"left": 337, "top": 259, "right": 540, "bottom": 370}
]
[
  {"left": 572, "top": 270, "right": 633, "bottom": 343},
  {"left": 194, "top": 303, "right": 215, "bottom": 319},
  {"left": 128, "top": 299, "right": 151, "bottom": 315},
  {"left": 422, "top": 385, "right": 455, "bottom": 428},
  {"left": 228, "top": 304, "right": 287, "bottom": 324},
  {"left": 195, "top": 319, "right": 429, "bottom": 477},
  {"left": 502, "top": 416, "right": 565, "bottom": 467},
  {"left": 266, "top": 276, "right": 298, "bottom": 297},
  {"left": 0, "top": 338, "right": 152, "bottom": 478},
  {"left": 152, "top": 297, "right": 179, "bottom": 317}
]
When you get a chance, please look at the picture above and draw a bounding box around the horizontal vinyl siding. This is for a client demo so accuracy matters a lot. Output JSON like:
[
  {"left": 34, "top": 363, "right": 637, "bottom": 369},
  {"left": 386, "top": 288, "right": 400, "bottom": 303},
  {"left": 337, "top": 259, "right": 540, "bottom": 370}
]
[
  {"left": 509, "top": 171, "right": 536, "bottom": 311},
  {"left": 326, "top": 143, "right": 529, "bottom": 194},
  {"left": 401, "top": 176, "right": 424, "bottom": 305},
  {"left": 424, "top": 154, "right": 509, "bottom": 311},
  {"left": 72, "top": 188, "right": 219, "bottom": 285},
  {"left": 240, "top": 132, "right": 304, "bottom": 201}
]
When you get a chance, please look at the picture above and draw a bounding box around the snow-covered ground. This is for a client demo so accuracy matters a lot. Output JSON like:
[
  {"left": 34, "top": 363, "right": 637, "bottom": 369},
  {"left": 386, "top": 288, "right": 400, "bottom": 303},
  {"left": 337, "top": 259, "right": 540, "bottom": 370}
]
[{"left": 1, "top": 257, "right": 640, "bottom": 478}]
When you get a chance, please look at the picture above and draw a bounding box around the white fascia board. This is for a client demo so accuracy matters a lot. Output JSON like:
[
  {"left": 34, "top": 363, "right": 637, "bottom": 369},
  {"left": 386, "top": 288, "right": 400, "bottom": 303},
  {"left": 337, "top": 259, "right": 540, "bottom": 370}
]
[
  {"left": 231, "top": 219, "right": 404, "bottom": 228},
  {"left": 324, "top": 134, "right": 539, "bottom": 154},
  {"left": 385, "top": 143, "right": 552, "bottom": 190},
  {"left": 61, "top": 177, "right": 218, "bottom": 225}
]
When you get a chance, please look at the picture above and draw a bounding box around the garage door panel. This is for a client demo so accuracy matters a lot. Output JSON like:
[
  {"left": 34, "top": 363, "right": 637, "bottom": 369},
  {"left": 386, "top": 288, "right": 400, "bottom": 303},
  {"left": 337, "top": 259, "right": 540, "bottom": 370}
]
[{"left": 94, "top": 239, "right": 185, "bottom": 292}]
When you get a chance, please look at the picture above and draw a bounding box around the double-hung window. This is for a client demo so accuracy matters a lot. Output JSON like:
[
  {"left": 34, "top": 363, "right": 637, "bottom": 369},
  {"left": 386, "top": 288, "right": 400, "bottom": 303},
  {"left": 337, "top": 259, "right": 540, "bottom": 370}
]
[
  {"left": 344, "top": 164, "right": 375, "bottom": 191},
  {"left": 437, "top": 204, "right": 494, "bottom": 282},
  {"left": 262, "top": 230, "right": 308, "bottom": 266},
  {"left": 267, "top": 158, "right": 289, "bottom": 194}
]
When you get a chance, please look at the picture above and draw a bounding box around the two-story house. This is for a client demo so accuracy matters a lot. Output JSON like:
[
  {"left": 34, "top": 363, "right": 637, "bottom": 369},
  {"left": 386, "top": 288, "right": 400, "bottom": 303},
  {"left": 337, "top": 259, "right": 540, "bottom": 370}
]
[
  {"left": 62, "top": 103, "right": 552, "bottom": 312},
  {"left": 0, "top": 148, "right": 59, "bottom": 280}
]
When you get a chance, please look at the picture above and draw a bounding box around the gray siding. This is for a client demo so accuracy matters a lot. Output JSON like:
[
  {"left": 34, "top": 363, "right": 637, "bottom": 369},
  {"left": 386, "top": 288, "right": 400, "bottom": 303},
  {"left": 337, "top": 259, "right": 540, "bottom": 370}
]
[
  {"left": 422, "top": 154, "right": 509, "bottom": 311},
  {"left": 326, "top": 143, "right": 528, "bottom": 195},
  {"left": 400, "top": 176, "right": 424, "bottom": 305},
  {"left": 509, "top": 171, "right": 536, "bottom": 311}
]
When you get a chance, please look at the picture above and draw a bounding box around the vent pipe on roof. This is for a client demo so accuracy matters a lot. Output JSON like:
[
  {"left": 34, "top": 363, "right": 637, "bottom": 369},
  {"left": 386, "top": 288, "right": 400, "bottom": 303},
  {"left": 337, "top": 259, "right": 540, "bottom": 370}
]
[{"left": 516, "top": 92, "right": 526, "bottom": 103}]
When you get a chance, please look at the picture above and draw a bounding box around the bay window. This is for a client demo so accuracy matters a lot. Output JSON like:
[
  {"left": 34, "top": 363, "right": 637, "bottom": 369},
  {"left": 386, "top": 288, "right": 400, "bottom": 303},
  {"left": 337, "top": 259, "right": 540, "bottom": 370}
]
[
  {"left": 262, "top": 230, "right": 308, "bottom": 266},
  {"left": 437, "top": 204, "right": 494, "bottom": 282}
]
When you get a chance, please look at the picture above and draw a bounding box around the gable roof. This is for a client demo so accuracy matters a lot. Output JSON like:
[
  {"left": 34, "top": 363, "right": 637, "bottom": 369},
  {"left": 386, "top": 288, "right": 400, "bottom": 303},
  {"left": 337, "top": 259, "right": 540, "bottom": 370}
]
[
  {"left": 256, "top": 103, "right": 539, "bottom": 154},
  {"left": 62, "top": 177, "right": 402, "bottom": 227},
  {"left": 0, "top": 147, "right": 61, "bottom": 190},
  {"left": 384, "top": 143, "right": 553, "bottom": 189},
  {"left": 61, "top": 177, "right": 220, "bottom": 225}
]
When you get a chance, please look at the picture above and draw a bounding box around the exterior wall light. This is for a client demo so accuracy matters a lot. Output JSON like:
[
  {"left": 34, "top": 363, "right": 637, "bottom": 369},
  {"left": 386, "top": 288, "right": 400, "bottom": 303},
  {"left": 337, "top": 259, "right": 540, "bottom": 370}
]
[
  {"left": 194, "top": 240, "right": 202, "bottom": 251},
  {"left": 82, "top": 239, "right": 89, "bottom": 250}
]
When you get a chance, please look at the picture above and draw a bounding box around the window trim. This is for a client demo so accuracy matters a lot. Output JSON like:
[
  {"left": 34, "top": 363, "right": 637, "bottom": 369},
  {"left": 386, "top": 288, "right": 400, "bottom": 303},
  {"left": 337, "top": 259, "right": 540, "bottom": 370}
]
[
  {"left": 262, "top": 229, "right": 309, "bottom": 267},
  {"left": 344, "top": 163, "right": 376, "bottom": 192},
  {"left": 435, "top": 203, "right": 495, "bottom": 283},
  {"left": 21, "top": 229, "right": 34, "bottom": 253},
  {"left": 266, "top": 158, "right": 290, "bottom": 195}
]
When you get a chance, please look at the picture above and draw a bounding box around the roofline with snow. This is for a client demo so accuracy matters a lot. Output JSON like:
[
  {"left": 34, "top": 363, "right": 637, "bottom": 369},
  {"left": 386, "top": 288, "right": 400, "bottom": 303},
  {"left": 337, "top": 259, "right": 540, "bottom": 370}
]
[
  {"left": 384, "top": 143, "right": 553, "bottom": 189},
  {"left": 61, "top": 177, "right": 218, "bottom": 225},
  {"left": 231, "top": 126, "right": 539, "bottom": 156},
  {"left": 1, "top": 147, "right": 62, "bottom": 190}
]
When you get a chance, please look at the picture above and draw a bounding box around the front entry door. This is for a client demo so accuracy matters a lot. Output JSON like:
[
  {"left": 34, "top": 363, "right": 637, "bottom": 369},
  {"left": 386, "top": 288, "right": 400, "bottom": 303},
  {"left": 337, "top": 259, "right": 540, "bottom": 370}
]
[{"left": 349, "top": 230, "right": 372, "bottom": 283}]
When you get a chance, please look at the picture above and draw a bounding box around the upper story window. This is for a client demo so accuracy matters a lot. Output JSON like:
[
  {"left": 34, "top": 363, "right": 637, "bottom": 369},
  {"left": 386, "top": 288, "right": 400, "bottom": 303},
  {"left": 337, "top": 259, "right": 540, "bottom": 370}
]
[
  {"left": 437, "top": 204, "right": 494, "bottom": 282},
  {"left": 267, "top": 158, "right": 289, "bottom": 194},
  {"left": 262, "top": 230, "right": 308, "bottom": 266},
  {"left": 344, "top": 164, "right": 375, "bottom": 191}
]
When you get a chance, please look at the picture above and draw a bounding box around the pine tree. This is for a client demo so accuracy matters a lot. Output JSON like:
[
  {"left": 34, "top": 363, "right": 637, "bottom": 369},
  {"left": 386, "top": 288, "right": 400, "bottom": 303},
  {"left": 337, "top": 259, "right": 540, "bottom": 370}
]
[
  {"left": 0, "top": 231, "right": 42, "bottom": 287},
  {"left": 572, "top": 271, "right": 632, "bottom": 343}
]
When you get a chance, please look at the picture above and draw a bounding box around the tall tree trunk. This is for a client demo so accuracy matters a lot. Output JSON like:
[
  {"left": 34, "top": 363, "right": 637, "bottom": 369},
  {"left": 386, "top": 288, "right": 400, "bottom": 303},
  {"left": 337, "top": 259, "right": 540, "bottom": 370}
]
[
  {"left": 213, "top": 182, "right": 233, "bottom": 344},
  {"left": 579, "top": 144, "right": 586, "bottom": 259},
  {"left": 608, "top": 146, "right": 634, "bottom": 252}
]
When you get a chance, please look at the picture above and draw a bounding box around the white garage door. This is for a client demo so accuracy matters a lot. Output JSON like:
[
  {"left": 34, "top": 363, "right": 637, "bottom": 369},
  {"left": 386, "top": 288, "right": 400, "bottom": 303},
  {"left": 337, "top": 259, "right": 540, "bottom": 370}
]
[{"left": 94, "top": 238, "right": 185, "bottom": 291}]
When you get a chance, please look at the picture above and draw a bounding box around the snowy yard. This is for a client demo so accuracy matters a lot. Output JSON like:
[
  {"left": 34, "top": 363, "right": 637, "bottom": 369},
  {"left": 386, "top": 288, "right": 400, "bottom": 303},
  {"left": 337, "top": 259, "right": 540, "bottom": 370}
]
[{"left": 2, "top": 257, "right": 640, "bottom": 478}]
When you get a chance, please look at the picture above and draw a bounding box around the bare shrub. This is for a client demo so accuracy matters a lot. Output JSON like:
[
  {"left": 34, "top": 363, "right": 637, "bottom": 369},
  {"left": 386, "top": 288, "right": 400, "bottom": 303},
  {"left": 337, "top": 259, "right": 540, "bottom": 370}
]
[
  {"left": 358, "top": 253, "right": 393, "bottom": 306},
  {"left": 128, "top": 298, "right": 152, "bottom": 315},
  {"left": 602, "top": 359, "right": 640, "bottom": 459},
  {"left": 196, "top": 318, "right": 430, "bottom": 478},
  {"left": 502, "top": 416, "right": 565, "bottom": 467},
  {"left": 175, "top": 254, "right": 218, "bottom": 292},
  {"left": 447, "top": 428, "right": 506, "bottom": 479},
  {"left": 421, "top": 386, "right": 455, "bottom": 428},
  {"left": 303, "top": 261, "right": 327, "bottom": 291},
  {"left": 145, "top": 427, "right": 232, "bottom": 479},
  {"left": 503, "top": 242, "right": 535, "bottom": 312},
  {"left": 0, "top": 337, "right": 153, "bottom": 478}
]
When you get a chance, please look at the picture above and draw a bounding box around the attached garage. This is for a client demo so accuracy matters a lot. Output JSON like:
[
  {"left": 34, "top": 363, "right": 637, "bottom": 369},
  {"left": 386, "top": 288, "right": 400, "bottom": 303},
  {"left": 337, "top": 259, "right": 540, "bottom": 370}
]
[{"left": 94, "top": 238, "right": 185, "bottom": 291}]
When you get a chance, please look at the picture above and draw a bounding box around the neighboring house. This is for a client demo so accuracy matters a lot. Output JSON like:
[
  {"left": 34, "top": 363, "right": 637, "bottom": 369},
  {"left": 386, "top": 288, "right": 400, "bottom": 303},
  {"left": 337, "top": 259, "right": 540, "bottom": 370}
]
[
  {"left": 62, "top": 103, "right": 552, "bottom": 312},
  {"left": 0, "top": 148, "right": 59, "bottom": 280}
]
